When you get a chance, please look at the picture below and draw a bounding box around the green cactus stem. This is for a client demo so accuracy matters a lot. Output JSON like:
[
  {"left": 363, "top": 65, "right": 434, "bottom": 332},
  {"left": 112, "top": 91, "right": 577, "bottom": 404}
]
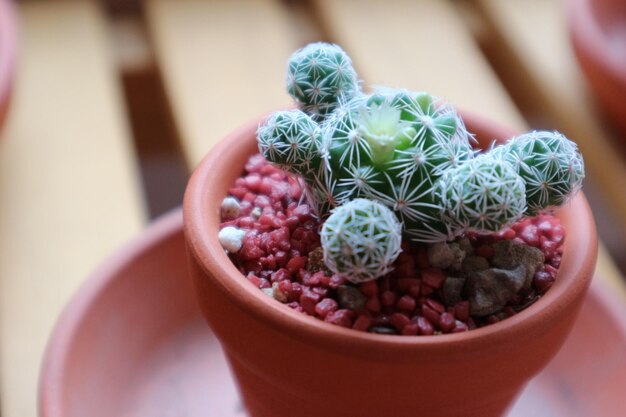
[
  {"left": 257, "top": 109, "right": 323, "bottom": 177},
  {"left": 491, "top": 131, "right": 585, "bottom": 214},
  {"left": 321, "top": 199, "right": 402, "bottom": 283},
  {"left": 436, "top": 154, "right": 527, "bottom": 234},
  {"left": 286, "top": 42, "right": 360, "bottom": 121}
]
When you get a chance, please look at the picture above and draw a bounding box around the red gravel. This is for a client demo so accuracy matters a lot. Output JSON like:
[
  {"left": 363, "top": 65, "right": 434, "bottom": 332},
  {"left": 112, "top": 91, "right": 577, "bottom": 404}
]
[{"left": 222, "top": 154, "right": 566, "bottom": 335}]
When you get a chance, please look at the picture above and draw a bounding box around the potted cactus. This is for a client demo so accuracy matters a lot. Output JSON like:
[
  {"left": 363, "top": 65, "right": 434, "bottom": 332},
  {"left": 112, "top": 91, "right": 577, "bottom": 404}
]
[{"left": 184, "top": 43, "right": 596, "bottom": 417}]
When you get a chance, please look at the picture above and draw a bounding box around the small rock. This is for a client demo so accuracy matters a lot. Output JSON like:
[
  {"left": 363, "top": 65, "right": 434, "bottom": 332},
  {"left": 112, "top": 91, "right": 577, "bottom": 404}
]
[
  {"left": 461, "top": 256, "right": 490, "bottom": 273},
  {"left": 251, "top": 207, "right": 262, "bottom": 219},
  {"left": 306, "top": 246, "right": 332, "bottom": 274},
  {"left": 457, "top": 237, "right": 474, "bottom": 255},
  {"left": 218, "top": 226, "right": 246, "bottom": 253},
  {"left": 428, "top": 242, "right": 465, "bottom": 269},
  {"left": 272, "top": 282, "right": 288, "bottom": 302},
  {"left": 221, "top": 197, "right": 241, "bottom": 219},
  {"left": 336, "top": 285, "right": 368, "bottom": 311},
  {"left": 442, "top": 276, "right": 466, "bottom": 306},
  {"left": 368, "top": 326, "right": 398, "bottom": 335},
  {"left": 466, "top": 266, "right": 527, "bottom": 316},
  {"left": 261, "top": 287, "right": 274, "bottom": 298},
  {"left": 492, "top": 240, "right": 545, "bottom": 290},
  {"left": 449, "top": 243, "right": 466, "bottom": 271}
]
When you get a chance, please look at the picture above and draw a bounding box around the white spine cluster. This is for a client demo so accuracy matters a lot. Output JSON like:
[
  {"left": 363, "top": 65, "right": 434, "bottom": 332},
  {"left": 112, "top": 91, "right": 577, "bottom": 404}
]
[
  {"left": 493, "top": 131, "right": 585, "bottom": 214},
  {"left": 321, "top": 198, "right": 402, "bottom": 283},
  {"left": 257, "top": 110, "right": 321, "bottom": 174},
  {"left": 436, "top": 154, "right": 526, "bottom": 235},
  {"left": 286, "top": 42, "right": 360, "bottom": 120}
]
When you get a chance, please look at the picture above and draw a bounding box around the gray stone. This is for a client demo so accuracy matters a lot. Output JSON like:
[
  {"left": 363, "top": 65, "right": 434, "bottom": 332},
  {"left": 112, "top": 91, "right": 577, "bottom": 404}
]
[
  {"left": 492, "top": 240, "right": 544, "bottom": 290},
  {"left": 336, "top": 285, "right": 368, "bottom": 311},
  {"left": 457, "top": 237, "right": 474, "bottom": 255},
  {"left": 428, "top": 242, "right": 466, "bottom": 270},
  {"left": 449, "top": 243, "right": 466, "bottom": 271},
  {"left": 442, "top": 276, "right": 466, "bottom": 306},
  {"left": 306, "top": 247, "right": 331, "bottom": 274},
  {"left": 466, "top": 266, "right": 527, "bottom": 316},
  {"left": 461, "top": 256, "right": 490, "bottom": 273}
]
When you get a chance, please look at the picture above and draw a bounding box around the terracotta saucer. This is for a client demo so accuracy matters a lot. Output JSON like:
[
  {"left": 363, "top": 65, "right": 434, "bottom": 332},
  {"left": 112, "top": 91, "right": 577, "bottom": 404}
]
[
  {"left": 568, "top": 0, "right": 626, "bottom": 135},
  {"left": 39, "top": 209, "right": 626, "bottom": 417}
]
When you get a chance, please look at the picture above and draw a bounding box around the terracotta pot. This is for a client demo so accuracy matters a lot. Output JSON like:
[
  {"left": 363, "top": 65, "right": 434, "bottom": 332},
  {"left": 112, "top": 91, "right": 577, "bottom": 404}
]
[
  {"left": 568, "top": 0, "right": 626, "bottom": 135},
  {"left": 0, "top": 0, "right": 18, "bottom": 136},
  {"left": 184, "top": 113, "right": 597, "bottom": 417}
]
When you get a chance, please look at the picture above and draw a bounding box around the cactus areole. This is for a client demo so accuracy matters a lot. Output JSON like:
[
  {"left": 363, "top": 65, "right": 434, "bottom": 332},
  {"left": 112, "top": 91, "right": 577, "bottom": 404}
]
[{"left": 257, "top": 42, "right": 585, "bottom": 284}]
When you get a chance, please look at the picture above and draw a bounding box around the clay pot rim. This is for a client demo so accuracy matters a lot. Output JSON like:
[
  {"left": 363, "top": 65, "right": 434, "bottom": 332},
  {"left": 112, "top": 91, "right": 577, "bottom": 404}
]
[
  {"left": 184, "top": 111, "right": 597, "bottom": 354},
  {"left": 0, "top": 0, "right": 18, "bottom": 114},
  {"left": 567, "top": 0, "right": 626, "bottom": 87}
]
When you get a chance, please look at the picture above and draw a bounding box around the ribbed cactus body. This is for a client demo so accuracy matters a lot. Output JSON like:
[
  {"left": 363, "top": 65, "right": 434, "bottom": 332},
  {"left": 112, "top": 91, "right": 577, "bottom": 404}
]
[
  {"left": 492, "top": 131, "right": 585, "bottom": 214},
  {"left": 436, "top": 154, "right": 526, "bottom": 234},
  {"left": 320, "top": 90, "right": 473, "bottom": 241},
  {"left": 287, "top": 43, "right": 360, "bottom": 121},
  {"left": 321, "top": 199, "right": 402, "bottom": 283},
  {"left": 257, "top": 110, "right": 323, "bottom": 177}
]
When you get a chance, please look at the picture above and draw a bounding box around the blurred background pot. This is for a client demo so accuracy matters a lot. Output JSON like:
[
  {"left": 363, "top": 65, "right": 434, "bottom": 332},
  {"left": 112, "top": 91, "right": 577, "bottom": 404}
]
[
  {"left": 0, "top": 0, "right": 18, "bottom": 136},
  {"left": 568, "top": 0, "right": 626, "bottom": 135},
  {"left": 183, "top": 113, "right": 597, "bottom": 417}
]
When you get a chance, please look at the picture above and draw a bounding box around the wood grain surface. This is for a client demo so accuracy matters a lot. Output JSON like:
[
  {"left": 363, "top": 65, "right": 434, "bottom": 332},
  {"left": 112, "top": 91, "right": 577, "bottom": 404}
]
[{"left": 0, "top": 2, "right": 145, "bottom": 415}]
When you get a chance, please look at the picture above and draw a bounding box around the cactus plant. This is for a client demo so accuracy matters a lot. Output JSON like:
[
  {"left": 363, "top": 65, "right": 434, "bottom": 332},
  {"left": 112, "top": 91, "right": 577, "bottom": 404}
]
[
  {"left": 321, "top": 198, "right": 402, "bottom": 283},
  {"left": 490, "top": 131, "right": 585, "bottom": 214},
  {"left": 256, "top": 42, "right": 585, "bottom": 282}
]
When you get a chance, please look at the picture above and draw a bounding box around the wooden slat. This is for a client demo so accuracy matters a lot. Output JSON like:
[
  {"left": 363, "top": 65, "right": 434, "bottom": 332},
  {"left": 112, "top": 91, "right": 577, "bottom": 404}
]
[
  {"left": 312, "top": 0, "right": 526, "bottom": 130},
  {"left": 313, "top": 0, "right": 626, "bottom": 297},
  {"left": 0, "top": 2, "right": 146, "bottom": 416},
  {"left": 473, "top": 0, "right": 626, "bottom": 235},
  {"left": 145, "top": 0, "right": 298, "bottom": 168}
]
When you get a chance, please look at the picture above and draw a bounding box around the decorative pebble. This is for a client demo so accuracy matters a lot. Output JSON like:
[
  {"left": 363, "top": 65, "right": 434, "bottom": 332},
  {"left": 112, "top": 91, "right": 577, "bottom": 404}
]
[
  {"left": 219, "top": 226, "right": 246, "bottom": 253},
  {"left": 251, "top": 207, "right": 262, "bottom": 219},
  {"left": 427, "top": 242, "right": 457, "bottom": 269},
  {"left": 461, "top": 256, "right": 490, "bottom": 273},
  {"left": 336, "top": 285, "right": 368, "bottom": 311},
  {"left": 442, "top": 276, "right": 465, "bottom": 306},
  {"left": 221, "top": 197, "right": 241, "bottom": 219},
  {"left": 368, "top": 326, "right": 398, "bottom": 335},
  {"left": 465, "top": 266, "right": 528, "bottom": 316}
]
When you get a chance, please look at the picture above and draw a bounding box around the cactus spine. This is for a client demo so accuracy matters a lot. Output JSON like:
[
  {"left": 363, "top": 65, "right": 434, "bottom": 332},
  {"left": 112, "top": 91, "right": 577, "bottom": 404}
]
[
  {"left": 286, "top": 43, "right": 360, "bottom": 121},
  {"left": 321, "top": 199, "right": 402, "bottom": 283},
  {"left": 491, "top": 131, "right": 585, "bottom": 214},
  {"left": 436, "top": 154, "right": 527, "bottom": 233}
]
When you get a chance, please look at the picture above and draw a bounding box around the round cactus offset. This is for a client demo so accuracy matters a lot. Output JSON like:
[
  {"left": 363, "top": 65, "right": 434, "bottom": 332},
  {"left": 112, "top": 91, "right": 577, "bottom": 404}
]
[
  {"left": 436, "top": 154, "right": 526, "bottom": 234},
  {"left": 491, "top": 131, "right": 585, "bottom": 214},
  {"left": 257, "top": 110, "right": 323, "bottom": 176},
  {"left": 286, "top": 42, "right": 360, "bottom": 121},
  {"left": 321, "top": 199, "right": 402, "bottom": 283}
]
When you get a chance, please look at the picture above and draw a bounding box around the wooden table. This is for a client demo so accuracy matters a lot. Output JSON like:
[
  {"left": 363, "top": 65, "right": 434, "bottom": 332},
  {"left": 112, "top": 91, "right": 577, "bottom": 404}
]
[{"left": 1, "top": 0, "right": 625, "bottom": 415}]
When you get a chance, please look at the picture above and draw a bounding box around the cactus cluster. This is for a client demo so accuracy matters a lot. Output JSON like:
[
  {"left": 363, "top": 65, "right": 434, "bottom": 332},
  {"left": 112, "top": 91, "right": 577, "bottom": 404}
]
[{"left": 257, "top": 42, "right": 585, "bottom": 283}]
